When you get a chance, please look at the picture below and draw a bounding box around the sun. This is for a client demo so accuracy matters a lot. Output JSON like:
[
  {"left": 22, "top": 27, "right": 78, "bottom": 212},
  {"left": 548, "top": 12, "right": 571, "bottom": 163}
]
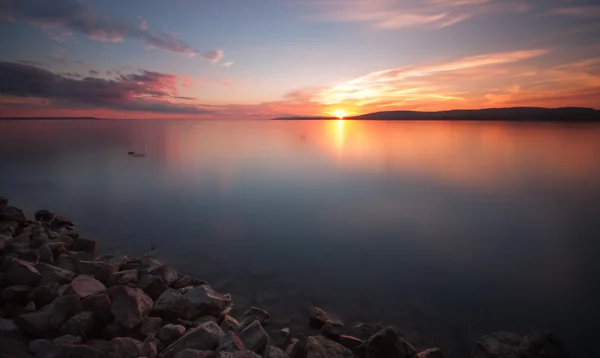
[{"left": 333, "top": 109, "right": 347, "bottom": 119}]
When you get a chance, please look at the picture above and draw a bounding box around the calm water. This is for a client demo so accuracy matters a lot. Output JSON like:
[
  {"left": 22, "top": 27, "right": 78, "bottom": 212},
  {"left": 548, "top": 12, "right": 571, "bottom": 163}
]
[{"left": 1, "top": 120, "right": 599, "bottom": 356}]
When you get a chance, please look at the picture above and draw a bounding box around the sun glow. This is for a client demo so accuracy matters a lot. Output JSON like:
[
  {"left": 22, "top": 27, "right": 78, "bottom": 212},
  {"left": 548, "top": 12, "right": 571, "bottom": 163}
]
[{"left": 333, "top": 109, "right": 347, "bottom": 119}]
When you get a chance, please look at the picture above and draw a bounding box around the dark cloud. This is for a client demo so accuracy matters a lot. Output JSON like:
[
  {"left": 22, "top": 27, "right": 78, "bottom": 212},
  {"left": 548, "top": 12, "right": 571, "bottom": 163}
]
[
  {"left": 0, "top": 0, "right": 223, "bottom": 60},
  {"left": 89, "top": 70, "right": 99, "bottom": 75},
  {"left": 0, "top": 61, "right": 215, "bottom": 114}
]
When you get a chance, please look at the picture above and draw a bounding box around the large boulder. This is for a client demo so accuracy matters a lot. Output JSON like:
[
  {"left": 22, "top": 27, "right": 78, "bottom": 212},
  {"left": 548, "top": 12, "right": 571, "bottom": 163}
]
[
  {"left": 140, "top": 316, "right": 163, "bottom": 336},
  {"left": 64, "top": 275, "right": 106, "bottom": 298},
  {"left": 518, "top": 332, "right": 568, "bottom": 358},
  {"left": 470, "top": 332, "right": 522, "bottom": 358},
  {"left": 77, "top": 261, "right": 117, "bottom": 282},
  {"left": 159, "top": 321, "right": 225, "bottom": 358},
  {"left": 142, "top": 339, "right": 159, "bottom": 358},
  {"left": 107, "top": 269, "right": 138, "bottom": 286},
  {"left": 266, "top": 346, "right": 290, "bottom": 358},
  {"left": 1, "top": 285, "right": 33, "bottom": 304},
  {"left": 184, "top": 284, "right": 232, "bottom": 317},
  {"left": 152, "top": 288, "right": 196, "bottom": 320},
  {"left": 70, "top": 238, "right": 97, "bottom": 255},
  {"left": 81, "top": 294, "right": 112, "bottom": 322},
  {"left": 243, "top": 307, "right": 270, "bottom": 325},
  {"left": 285, "top": 338, "right": 305, "bottom": 358},
  {"left": 158, "top": 324, "right": 187, "bottom": 345},
  {"left": 103, "top": 337, "right": 143, "bottom": 358},
  {"left": 321, "top": 323, "right": 341, "bottom": 342},
  {"left": 237, "top": 320, "right": 268, "bottom": 354},
  {"left": 308, "top": 306, "right": 343, "bottom": 329},
  {"left": 4, "top": 258, "right": 40, "bottom": 285},
  {"left": 138, "top": 259, "right": 178, "bottom": 284},
  {"left": 217, "top": 331, "right": 246, "bottom": 353},
  {"left": 172, "top": 274, "right": 208, "bottom": 290},
  {"left": 14, "top": 294, "right": 82, "bottom": 337},
  {"left": 36, "top": 263, "right": 76, "bottom": 286},
  {"left": 39, "top": 245, "right": 54, "bottom": 263},
  {"left": 59, "top": 311, "right": 103, "bottom": 338},
  {"left": 418, "top": 348, "right": 445, "bottom": 357},
  {"left": 109, "top": 285, "right": 153, "bottom": 328},
  {"left": 138, "top": 274, "right": 168, "bottom": 300},
  {"left": 28, "top": 285, "right": 59, "bottom": 308},
  {"left": 364, "top": 326, "right": 416, "bottom": 358},
  {"left": 305, "top": 335, "right": 355, "bottom": 358},
  {"left": 0, "top": 205, "right": 26, "bottom": 223}
]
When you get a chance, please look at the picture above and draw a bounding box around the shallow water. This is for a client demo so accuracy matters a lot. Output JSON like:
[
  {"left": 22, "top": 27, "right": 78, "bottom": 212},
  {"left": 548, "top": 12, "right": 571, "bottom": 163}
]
[{"left": 1, "top": 119, "right": 599, "bottom": 356}]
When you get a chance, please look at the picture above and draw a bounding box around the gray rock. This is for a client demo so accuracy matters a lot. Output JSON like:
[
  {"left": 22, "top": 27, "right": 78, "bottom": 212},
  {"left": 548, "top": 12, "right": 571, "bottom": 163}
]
[
  {"left": 39, "top": 245, "right": 54, "bottom": 264},
  {"left": 305, "top": 335, "right": 354, "bottom": 358},
  {"left": 70, "top": 238, "right": 97, "bottom": 255},
  {"left": 61, "top": 344, "right": 101, "bottom": 358},
  {"left": 103, "top": 337, "right": 143, "bottom": 358},
  {"left": 518, "top": 332, "right": 568, "bottom": 358},
  {"left": 36, "top": 263, "right": 76, "bottom": 286},
  {"left": 159, "top": 321, "right": 225, "bottom": 358},
  {"left": 216, "top": 352, "right": 261, "bottom": 358},
  {"left": 1, "top": 285, "right": 33, "bottom": 303},
  {"left": 5, "top": 258, "right": 40, "bottom": 285},
  {"left": 158, "top": 324, "right": 187, "bottom": 345},
  {"left": 107, "top": 269, "right": 138, "bottom": 286},
  {"left": 140, "top": 316, "right": 163, "bottom": 336},
  {"left": 266, "top": 346, "right": 290, "bottom": 358},
  {"left": 365, "top": 326, "right": 415, "bottom": 358},
  {"left": 152, "top": 288, "right": 195, "bottom": 320},
  {"left": 217, "top": 331, "right": 246, "bottom": 352},
  {"left": 81, "top": 294, "right": 112, "bottom": 322},
  {"left": 285, "top": 338, "right": 304, "bottom": 358},
  {"left": 171, "top": 274, "right": 207, "bottom": 290},
  {"left": 237, "top": 320, "right": 268, "bottom": 354},
  {"left": 339, "top": 335, "right": 363, "bottom": 352},
  {"left": 64, "top": 275, "right": 106, "bottom": 299},
  {"left": 109, "top": 285, "right": 153, "bottom": 328},
  {"left": 77, "top": 261, "right": 117, "bottom": 282},
  {"left": 471, "top": 332, "right": 522, "bottom": 358},
  {"left": 28, "top": 285, "right": 59, "bottom": 308},
  {"left": 221, "top": 315, "right": 240, "bottom": 332},
  {"left": 59, "top": 311, "right": 102, "bottom": 338},
  {"left": 138, "top": 259, "right": 178, "bottom": 284},
  {"left": 173, "top": 349, "right": 214, "bottom": 358},
  {"left": 307, "top": 306, "right": 343, "bottom": 329},
  {"left": 320, "top": 323, "right": 341, "bottom": 342},
  {"left": 243, "top": 307, "right": 270, "bottom": 325},
  {"left": 184, "top": 284, "right": 232, "bottom": 317},
  {"left": 138, "top": 274, "right": 168, "bottom": 300},
  {"left": 53, "top": 334, "right": 83, "bottom": 345},
  {"left": 418, "top": 348, "right": 445, "bottom": 358}
]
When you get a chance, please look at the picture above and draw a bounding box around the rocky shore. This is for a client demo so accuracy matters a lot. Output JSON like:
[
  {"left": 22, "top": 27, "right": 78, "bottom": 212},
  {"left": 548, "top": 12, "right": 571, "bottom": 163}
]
[{"left": 0, "top": 197, "right": 570, "bottom": 358}]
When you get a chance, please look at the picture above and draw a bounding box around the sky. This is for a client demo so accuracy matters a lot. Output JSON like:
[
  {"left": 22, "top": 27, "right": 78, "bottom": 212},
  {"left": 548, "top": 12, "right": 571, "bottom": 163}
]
[{"left": 0, "top": 0, "right": 599, "bottom": 119}]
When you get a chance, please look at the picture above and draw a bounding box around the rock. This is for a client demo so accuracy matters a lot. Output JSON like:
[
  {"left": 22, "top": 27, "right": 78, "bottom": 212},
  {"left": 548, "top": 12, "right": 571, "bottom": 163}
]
[
  {"left": 339, "top": 335, "right": 363, "bottom": 352},
  {"left": 285, "top": 338, "right": 304, "bottom": 358},
  {"left": 140, "top": 316, "right": 163, "bottom": 336},
  {"left": 47, "top": 242, "right": 66, "bottom": 255},
  {"left": 173, "top": 349, "right": 214, "bottom": 358},
  {"left": 81, "top": 294, "right": 112, "bottom": 322},
  {"left": 217, "top": 331, "right": 246, "bottom": 352},
  {"left": 64, "top": 275, "right": 106, "bottom": 299},
  {"left": 308, "top": 306, "right": 342, "bottom": 329},
  {"left": 5, "top": 258, "right": 40, "bottom": 285},
  {"left": 138, "top": 274, "right": 168, "bottom": 300},
  {"left": 152, "top": 288, "right": 195, "bottom": 320},
  {"left": 28, "top": 285, "right": 59, "bottom": 308},
  {"left": 29, "top": 338, "right": 52, "bottom": 354},
  {"left": 35, "top": 209, "right": 55, "bottom": 222},
  {"left": 159, "top": 321, "right": 225, "bottom": 358},
  {"left": 54, "top": 334, "right": 83, "bottom": 345},
  {"left": 36, "top": 262, "right": 76, "bottom": 286},
  {"left": 364, "top": 326, "right": 416, "bottom": 358},
  {"left": 0, "top": 205, "right": 26, "bottom": 223},
  {"left": 178, "top": 285, "right": 195, "bottom": 294},
  {"left": 39, "top": 245, "right": 54, "bottom": 264},
  {"left": 305, "top": 335, "right": 354, "bottom": 358},
  {"left": 353, "top": 322, "right": 385, "bottom": 340},
  {"left": 14, "top": 310, "right": 55, "bottom": 338},
  {"left": 237, "top": 320, "right": 268, "bottom": 354},
  {"left": 0, "top": 235, "right": 6, "bottom": 252},
  {"left": 267, "top": 346, "right": 290, "bottom": 358},
  {"left": 99, "top": 254, "right": 130, "bottom": 269},
  {"left": 107, "top": 269, "right": 138, "bottom": 286},
  {"left": 0, "top": 336, "right": 31, "bottom": 358},
  {"left": 70, "top": 238, "right": 97, "bottom": 255},
  {"left": 471, "top": 332, "right": 522, "bottom": 358},
  {"left": 221, "top": 315, "right": 240, "bottom": 332},
  {"left": 320, "top": 323, "right": 341, "bottom": 342},
  {"left": 418, "top": 347, "right": 445, "bottom": 357},
  {"left": 172, "top": 274, "right": 208, "bottom": 290},
  {"left": 55, "top": 254, "right": 78, "bottom": 272},
  {"left": 64, "top": 250, "right": 97, "bottom": 262},
  {"left": 77, "top": 261, "right": 117, "bottom": 282},
  {"left": 103, "top": 337, "right": 143, "bottom": 358},
  {"left": 55, "top": 236, "right": 74, "bottom": 249},
  {"left": 142, "top": 339, "right": 159, "bottom": 358},
  {"left": 109, "top": 285, "right": 153, "bottom": 328},
  {"left": 184, "top": 284, "right": 232, "bottom": 317},
  {"left": 158, "top": 324, "right": 186, "bottom": 345},
  {"left": 518, "top": 332, "right": 568, "bottom": 358},
  {"left": 16, "top": 248, "right": 40, "bottom": 264},
  {"left": 31, "top": 233, "right": 51, "bottom": 248},
  {"left": 216, "top": 351, "right": 262, "bottom": 358},
  {"left": 244, "top": 307, "right": 270, "bottom": 325},
  {"left": 59, "top": 311, "right": 102, "bottom": 338},
  {"left": 61, "top": 344, "right": 101, "bottom": 358},
  {"left": 138, "top": 259, "right": 178, "bottom": 284},
  {"left": 1, "top": 285, "right": 33, "bottom": 303}
]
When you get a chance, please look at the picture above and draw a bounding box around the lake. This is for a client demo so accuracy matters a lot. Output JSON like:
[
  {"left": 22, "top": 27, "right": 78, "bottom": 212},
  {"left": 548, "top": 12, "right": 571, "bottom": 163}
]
[{"left": 1, "top": 119, "right": 599, "bottom": 357}]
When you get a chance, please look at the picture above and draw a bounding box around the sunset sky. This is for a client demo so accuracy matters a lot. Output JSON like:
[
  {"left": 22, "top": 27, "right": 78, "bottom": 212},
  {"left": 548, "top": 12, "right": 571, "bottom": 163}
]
[{"left": 0, "top": 0, "right": 599, "bottom": 119}]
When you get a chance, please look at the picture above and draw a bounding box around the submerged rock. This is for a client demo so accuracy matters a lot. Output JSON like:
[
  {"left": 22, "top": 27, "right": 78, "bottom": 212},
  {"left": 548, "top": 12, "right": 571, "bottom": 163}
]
[
  {"left": 321, "top": 323, "right": 341, "bottom": 342},
  {"left": 217, "top": 330, "right": 246, "bottom": 353},
  {"left": 365, "top": 326, "right": 416, "bottom": 358}
]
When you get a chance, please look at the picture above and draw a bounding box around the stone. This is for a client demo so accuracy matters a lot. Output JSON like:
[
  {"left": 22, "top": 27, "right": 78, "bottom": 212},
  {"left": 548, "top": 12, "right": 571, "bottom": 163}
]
[
  {"left": 70, "top": 238, "right": 97, "bottom": 255},
  {"left": 35, "top": 209, "right": 55, "bottom": 222},
  {"left": 107, "top": 269, "right": 138, "bottom": 286},
  {"left": 28, "top": 285, "right": 59, "bottom": 308},
  {"left": 140, "top": 316, "right": 163, "bottom": 336},
  {"left": 339, "top": 335, "right": 363, "bottom": 352},
  {"left": 194, "top": 315, "right": 218, "bottom": 326},
  {"left": 365, "top": 326, "right": 416, "bottom": 358},
  {"left": 244, "top": 307, "right": 270, "bottom": 325},
  {"left": 217, "top": 331, "right": 246, "bottom": 352},
  {"left": 184, "top": 284, "right": 232, "bottom": 317},
  {"left": 31, "top": 233, "right": 51, "bottom": 248},
  {"left": 320, "top": 323, "right": 341, "bottom": 342},
  {"left": 216, "top": 351, "right": 262, "bottom": 358},
  {"left": 353, "top": 322, "right": 385, "bottom": 340},
  {"left": 47, "top": 242, "right": 66, "bottom": 255},
  {"left": 138, "top": 274, "right": 168, "bottom": 300},
  {"left": 61, "top": 344, "right": 101, "bottom": 358},
  {"left": 308, "top": 306, "right": 342, "bottom": 329},
  {"left": 64, "top": 275, "right": 106, "bottom": 299},
  {"left": 237, "top": 320, "right": 268, "bottom": 354},
  {"left": 418, "top": 347, "right": 445, "bottom": 357},
  {"left": 109, "top": 285, "right": 153, "bottom": 328},
  {"left": 518, "top": 332, "right": 568, "bottom": 358},
  {"left": 103, "top": 337, "right": 143, "bottom": 358},
  {"left": 36, "top": 262, "right": 76, "bottom": 286},
  {"left": 39, "top": 245, "right": 54, "bottom": 264},
  {"left": 159, "top": 321, "right": 225, "bottom": 358},
  {"left": 266, "top": 346, "right": 290, "bottom": 358},
  {"left": 152, "top": 288, "right": 195, "bottom": 320},
  {"left": 1, "top": 285, "right": 33, "bottom": 303},
  {"left": 138, "top": 259, "right": 178, "bottom": 284},
  {"left": 77, "top": 261, "right": 117, "bottom": 282},
  {"left": 0, "top": 205, "right": 26, "bottom": 223},
  {"left": 221, "top": 315, "right": 240, "bottom": 331},
  {"left": 471, "top": 332, "right": 522, "bottom": 358},
  {"left": 0, "top": 235, "right": 6, "bottom": 252},
  {"left": 14, "top": 310, "right": 55, "bottom": 338},
  {"left": 142, "top": 339, "right": 159, "bottom": 358},
  {"left": 99, "top": 254, "right": 130, "bottom": 269},
  {"left": 64, "top": 250, "right": 97, "bottom": 262},
  {"left": 178, "top": 285, "right": 195, "bottom": 294},
  {"left": 173, "top": 349, "right": 214, "bottom": 358},
  {"left": 305, "top": 335, "right": 355, "bottom": 358},
  {"left": 54, "top": 334, "right": 83, "bottom": 345},
  {"left": 29, "top": 338, "right": 52, "bottom": 354},
  {"left": 5, "top": 258, "right": 40, "bottom": 285},
  {"left": 55, "top": 254, "right": 78, "bottom": 272},
  {"left": 55, "top": 236, "right": 74, "bottom": 249},
  {"left": 81, "top": 294, "right": 112, "bottom": 322},
  {"left": 285, "top": 338, "right": 304, "bottom": 358},
  {"left": 0, "top": 336, "right": 31, "bottom": 358},
  {"left": 59, "top": 311, "right": 102, "bottom": 338},
  {"left": 16, "top": 248, "right": 40, "bottom": 264},
  {"left": 172, "top": 274, "right": 208, "bottom": 290},
  {"left": 158, "top": 324, "right": 187, "bottom": 345}
]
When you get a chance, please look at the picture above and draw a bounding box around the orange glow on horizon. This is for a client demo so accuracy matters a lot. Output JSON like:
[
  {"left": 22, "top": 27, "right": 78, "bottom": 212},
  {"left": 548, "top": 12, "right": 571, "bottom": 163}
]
[{"left": 333, "top": 109, "right": 347, "bottom": 119}]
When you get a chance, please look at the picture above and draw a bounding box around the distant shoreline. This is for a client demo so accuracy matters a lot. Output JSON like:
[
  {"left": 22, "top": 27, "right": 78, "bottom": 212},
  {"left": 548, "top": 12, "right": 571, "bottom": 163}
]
[{"left": 0, "top": 117, "right": 102, "bottom": 120}]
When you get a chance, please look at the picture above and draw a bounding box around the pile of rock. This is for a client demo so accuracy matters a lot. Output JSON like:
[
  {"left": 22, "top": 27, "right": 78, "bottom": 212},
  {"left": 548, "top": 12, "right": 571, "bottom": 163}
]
[{"left": 0, "top": 197, "right": 570, "bottom": 358}]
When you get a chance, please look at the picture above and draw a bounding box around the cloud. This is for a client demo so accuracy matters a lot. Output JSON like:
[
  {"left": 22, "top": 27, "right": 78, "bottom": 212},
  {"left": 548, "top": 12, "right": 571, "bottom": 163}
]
[
  {"left": 221, "top": 61, "right": 235, "bottom": 68},
  {"left": 202, "top": 49, "right": 224, "bottom": 63},
  {"left": 89, "top": 70, "right": 99, "bottom": 75},
  {"left": 0, "top": 61, "right": 216, "bottom": 114},
  {"left": 552, "top": 6, "right": 600, "bottom": 18},
  {"left": 0, "top": 0, "right": 223, "bottom": 60}
]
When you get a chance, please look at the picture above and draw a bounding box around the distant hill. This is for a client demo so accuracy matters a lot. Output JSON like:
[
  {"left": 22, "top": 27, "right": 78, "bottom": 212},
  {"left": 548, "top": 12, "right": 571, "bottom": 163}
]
[
  {"left": 0, "top": 117, "right": 101, "bottom": 120},
  {"left": 275, "top": 107, "right": 600, "bottom": 121}
]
